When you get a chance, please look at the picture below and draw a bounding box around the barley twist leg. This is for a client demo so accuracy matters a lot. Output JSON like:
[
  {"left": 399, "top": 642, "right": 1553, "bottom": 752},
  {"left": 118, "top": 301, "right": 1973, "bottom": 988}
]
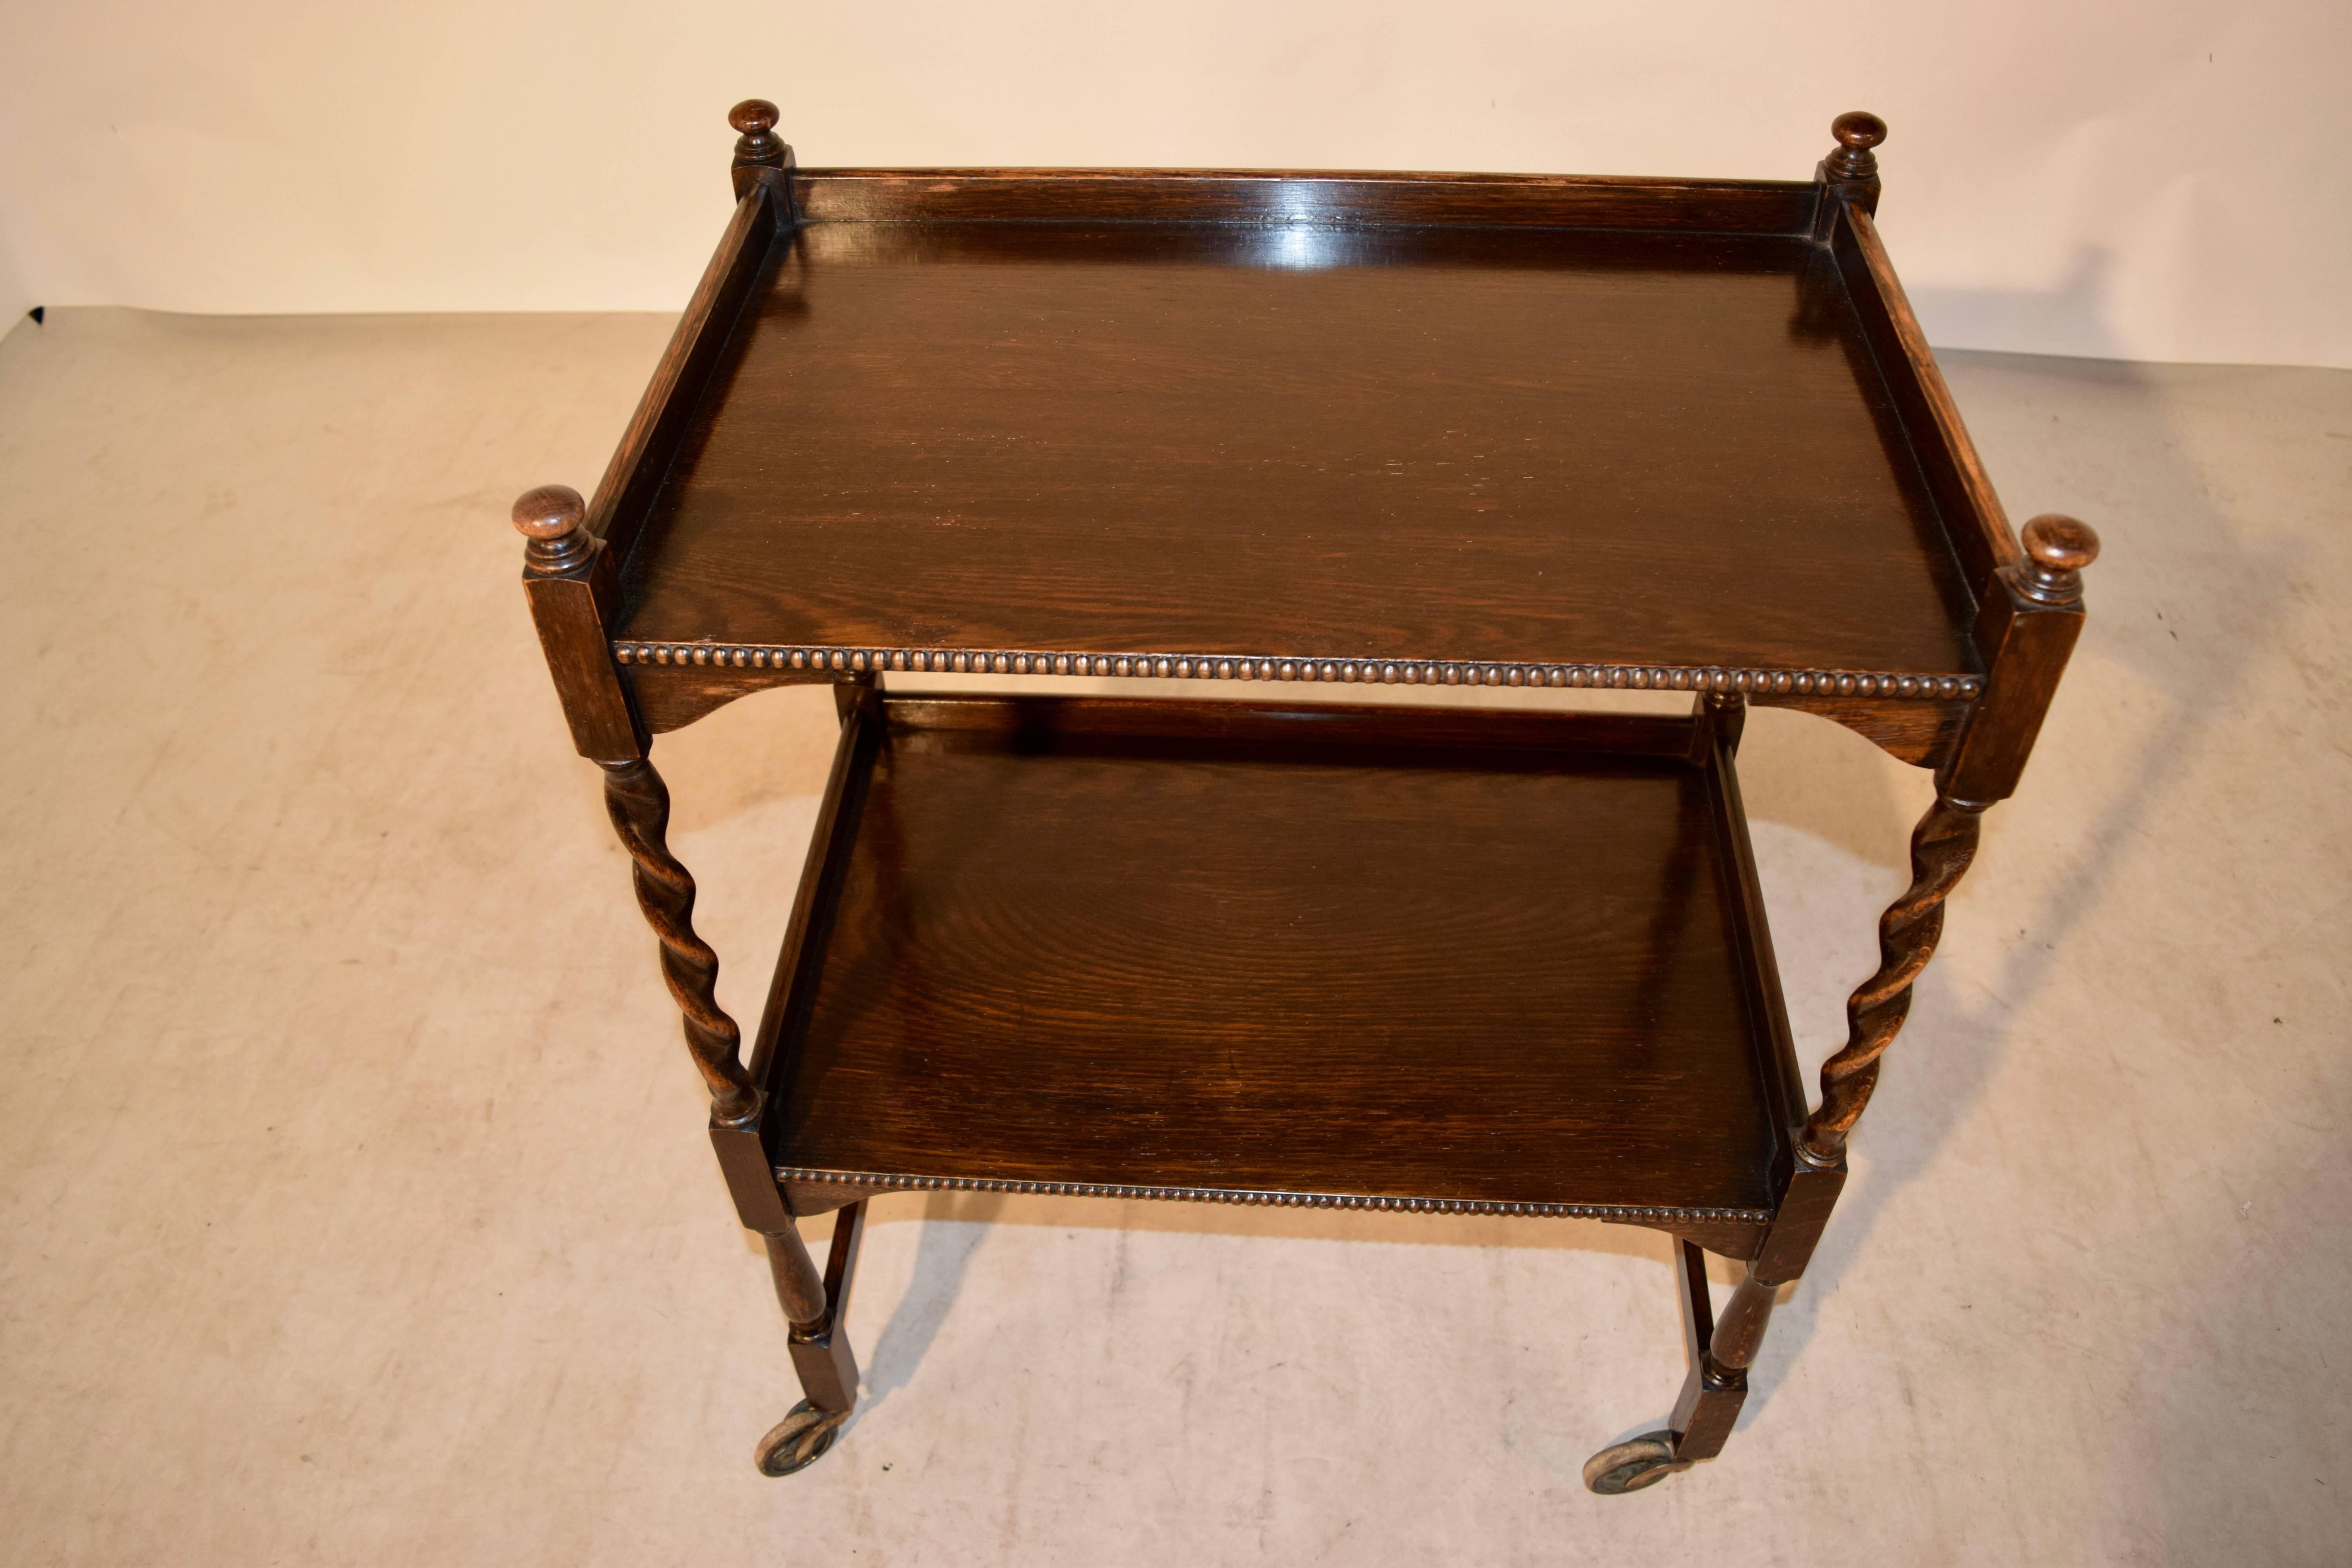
[
  {"left": 1800, "top": 794, "right": 1984, "bottom": 1165},
  {"left": 599, "top": 757, "right": 759, "bottom": 1127}
]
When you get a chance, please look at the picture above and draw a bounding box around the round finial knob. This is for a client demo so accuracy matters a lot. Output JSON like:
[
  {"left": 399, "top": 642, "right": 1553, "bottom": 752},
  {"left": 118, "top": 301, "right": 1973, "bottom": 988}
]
[
  {"left": 1826, "top": 111, "right": 1887, "bottom": 180},
  {"left": 1832, "top": 112, "right": 1887, "bottom": 152},
  {"left": 512, "top": 484, "right": 585, "bottom": 541},
  {"left": 2016, "top": 514, "right": 2099, "bottom": 603},
  {"left": 512, "top": 484, "right": 594, "bottom": 575},
  {"left": 728, "top": 99, "right": 786, "bottom": 192},
  {"left": 2022, "top": 514, "right": 2099, "bottom": 571}
]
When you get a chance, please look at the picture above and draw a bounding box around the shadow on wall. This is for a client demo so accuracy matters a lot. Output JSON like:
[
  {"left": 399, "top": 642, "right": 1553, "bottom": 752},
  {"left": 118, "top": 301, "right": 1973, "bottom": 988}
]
[{"left": 1908, "top": 247, "right": 2120, "bottom": 363}]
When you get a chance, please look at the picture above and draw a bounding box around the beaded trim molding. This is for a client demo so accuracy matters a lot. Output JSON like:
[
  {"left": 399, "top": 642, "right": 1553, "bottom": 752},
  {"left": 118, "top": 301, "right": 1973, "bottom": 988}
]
[
  {"left": 775, "top": 1167, "right": 1775, "bottom": 1225},
  {"left": 619, "top": 642, "right": 1980, "bottom": 701}
]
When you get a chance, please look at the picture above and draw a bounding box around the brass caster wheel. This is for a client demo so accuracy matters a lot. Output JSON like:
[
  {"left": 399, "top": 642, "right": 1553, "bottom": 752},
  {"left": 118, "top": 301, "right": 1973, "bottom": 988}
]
[
  {"left": 754, "top": 1400, "right": 849, "bottom": 1477},
  {"left": 1582, "top": 1432, "right": 1693, "bottom": 1495}
]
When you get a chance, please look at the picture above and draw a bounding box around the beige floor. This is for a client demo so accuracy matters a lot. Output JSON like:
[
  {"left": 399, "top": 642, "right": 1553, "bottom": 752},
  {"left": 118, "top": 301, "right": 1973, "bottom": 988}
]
[{"left": 1, "top": 307, "right": 2345, "bottom": 1565}]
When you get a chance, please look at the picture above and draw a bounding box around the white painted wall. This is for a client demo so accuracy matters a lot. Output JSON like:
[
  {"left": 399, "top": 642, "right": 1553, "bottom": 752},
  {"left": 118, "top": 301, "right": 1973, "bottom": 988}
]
[{"left": 1, "top": 1, "right": 2344, "bottom": 366}]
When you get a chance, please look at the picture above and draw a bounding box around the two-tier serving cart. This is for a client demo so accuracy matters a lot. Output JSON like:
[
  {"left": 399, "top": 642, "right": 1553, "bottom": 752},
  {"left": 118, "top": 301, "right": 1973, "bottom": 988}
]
[{"left": 509, "top": 102, "right": 2096, "bottom": 1493}]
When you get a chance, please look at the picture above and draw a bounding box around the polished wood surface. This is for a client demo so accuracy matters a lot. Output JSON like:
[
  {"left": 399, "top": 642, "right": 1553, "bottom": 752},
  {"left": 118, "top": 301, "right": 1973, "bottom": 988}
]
[
  {"left": 793, "top": 167, "right": 1818, "bottom": 231},
  {"left": 2016, "top": 512, "right": 2100, "bottom": 598},
  {"left": 508, "top": 104, "right": 2102, "bottom": 1490},
  {"left": 758, "top": 694, "right": 1793, "bottom": 1218},
  {"left": 585, "top": 182, "right": 784, "bottom": 566},
  {"left": 617, "top": 219, "right": 1980, "bottom": 681},
  {"left": 1824, "top": 112, "right": 1887, "bottom": 181},
  {"left": 728, "top": 98, "right": 792, "bottom": 203},
  {"left": 1834, "top": 204, "right": 2018, "bottom": 593},
  {"left": 1941, "top": 514, "right": 2098, "bottom": 801},
  {"left": 1668, "top": 1237, "right": 1746, "bottom": 1463},
  {"left": 512, "top": 483, "right": 641, "bottom": 760}
]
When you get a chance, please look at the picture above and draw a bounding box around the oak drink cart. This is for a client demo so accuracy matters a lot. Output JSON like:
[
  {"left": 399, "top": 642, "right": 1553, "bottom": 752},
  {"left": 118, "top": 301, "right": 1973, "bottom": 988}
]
[{"left": 509, "top": 103, "right": 2096, "bottom": 1493}]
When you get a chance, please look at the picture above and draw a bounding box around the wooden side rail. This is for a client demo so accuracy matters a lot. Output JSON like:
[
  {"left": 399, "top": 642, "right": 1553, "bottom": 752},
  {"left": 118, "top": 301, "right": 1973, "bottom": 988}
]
[
  {"left": 1833, "top": 201, "right": 2021, "bottom": 600},
  {"left": 585, "top": 168, "right": 787, "bottom": 566}
]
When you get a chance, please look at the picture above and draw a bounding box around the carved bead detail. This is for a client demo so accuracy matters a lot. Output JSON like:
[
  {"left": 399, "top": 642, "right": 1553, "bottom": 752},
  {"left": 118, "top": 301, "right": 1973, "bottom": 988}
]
[
  {"left": 611, "top": 641, "right": 1993, "bottom": 702},
  {"left": 773, "top": 1167, "right": 1773, "bottom": 1225}
]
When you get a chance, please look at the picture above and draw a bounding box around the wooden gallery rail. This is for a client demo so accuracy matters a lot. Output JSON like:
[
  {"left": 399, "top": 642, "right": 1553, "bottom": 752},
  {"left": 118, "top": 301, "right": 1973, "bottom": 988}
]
[{"left": 508, "top": 102, "right": 2097, "bottom": 1494}]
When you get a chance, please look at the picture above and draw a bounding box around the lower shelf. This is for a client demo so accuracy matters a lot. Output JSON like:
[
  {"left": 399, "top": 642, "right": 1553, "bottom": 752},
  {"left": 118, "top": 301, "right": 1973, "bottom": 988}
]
[{"left": 753, "top": 694, "right": 1802, "bottom": 1234}]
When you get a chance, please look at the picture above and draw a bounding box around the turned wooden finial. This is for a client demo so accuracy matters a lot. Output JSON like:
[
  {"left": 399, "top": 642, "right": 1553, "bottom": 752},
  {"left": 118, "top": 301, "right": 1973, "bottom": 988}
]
[
  {"left": 729, "top": 99, "right": 780, "bottom": 158},
  {"left": 512, "top": 483, "right": 593, "bottom": 574},
  {"left": 728, "top": 99, "right": 791, "bottom": 198},
  {"left": 2016, "top": 514, "right": 2100, "bottom": 605},
  {"left": 1826, "top": 111, "right": 1887, "bottom": 181}
]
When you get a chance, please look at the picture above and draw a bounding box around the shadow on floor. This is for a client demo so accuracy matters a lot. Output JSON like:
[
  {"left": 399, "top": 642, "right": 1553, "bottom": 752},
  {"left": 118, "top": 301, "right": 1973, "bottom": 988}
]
[
  {"left": 853, "top": 1191, "right": 1006, "bottom": 1419},
  {"left": 1733, "top": 349, "right": 2294, "bottom": 1441}
]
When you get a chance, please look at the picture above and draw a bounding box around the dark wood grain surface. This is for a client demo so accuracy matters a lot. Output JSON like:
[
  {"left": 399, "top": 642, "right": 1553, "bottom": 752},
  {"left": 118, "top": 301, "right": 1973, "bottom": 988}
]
[
  {"left": 617, "top": 219, "right": 1978, "bottom": 681},
  {"left": 501, "top": 114, "right": 2092, "bottom": 1487},
  {"left": 793, "top": 168, "right": 1818, "bottom": 232},
  {"left": 1833, "top": 203, "right": 2018, "bottom": 596},
  {"left": 586, "top": 182, "right": 783, "bottom": 565},
  {"left": 762, "top": 695, "right": 1788, "bottom": 1216}
]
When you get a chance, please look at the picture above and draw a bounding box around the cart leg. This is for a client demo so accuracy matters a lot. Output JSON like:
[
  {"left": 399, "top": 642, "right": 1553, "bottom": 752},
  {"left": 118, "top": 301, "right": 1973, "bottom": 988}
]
[
  {"left": 599, "top": 756, "right": 759, "bottom": 1127},
  {"left": 1584, "top": 1241, "right": 1789, "bottom": 1493},
  {"left": 1667, "top": 1252, "right": 1775, "bottom": 1463},
  {"left": 753, "top": 1201, "right": 869, "bottom": 1476},
  {"left": 1800, "top": 793, "right": 1984, "bottom": 1165}
]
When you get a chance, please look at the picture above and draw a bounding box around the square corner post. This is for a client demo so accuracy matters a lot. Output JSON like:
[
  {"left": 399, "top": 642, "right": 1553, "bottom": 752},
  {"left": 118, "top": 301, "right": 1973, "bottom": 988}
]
[
  {"left": 1797, "top": 113, "right": 2102, "bottom": 1234},
  {"left": 1598, "top": 520, "right": 2096, "bottom": 1495},
  {"left": 1800, "top": 514, "right": 2099, "bottom": 1180},
  {"left": 510, "top": 483, "right": 759, "bottom": 1128},
  {"left": 1591, "top": 111, "right": 2102, "bottom": 1494},
  {"left": 509, "top": 478, "right": 871, "bottom": 1478},
  {"left": 1665, "top": 521, "right": 2099, "bottom": 1476}
]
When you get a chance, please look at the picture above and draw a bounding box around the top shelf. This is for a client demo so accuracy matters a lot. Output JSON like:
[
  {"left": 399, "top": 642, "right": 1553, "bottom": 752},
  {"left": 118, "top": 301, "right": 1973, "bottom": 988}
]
[{"left": 597, "top": 166, "right": 2013, "bottom": 701}]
